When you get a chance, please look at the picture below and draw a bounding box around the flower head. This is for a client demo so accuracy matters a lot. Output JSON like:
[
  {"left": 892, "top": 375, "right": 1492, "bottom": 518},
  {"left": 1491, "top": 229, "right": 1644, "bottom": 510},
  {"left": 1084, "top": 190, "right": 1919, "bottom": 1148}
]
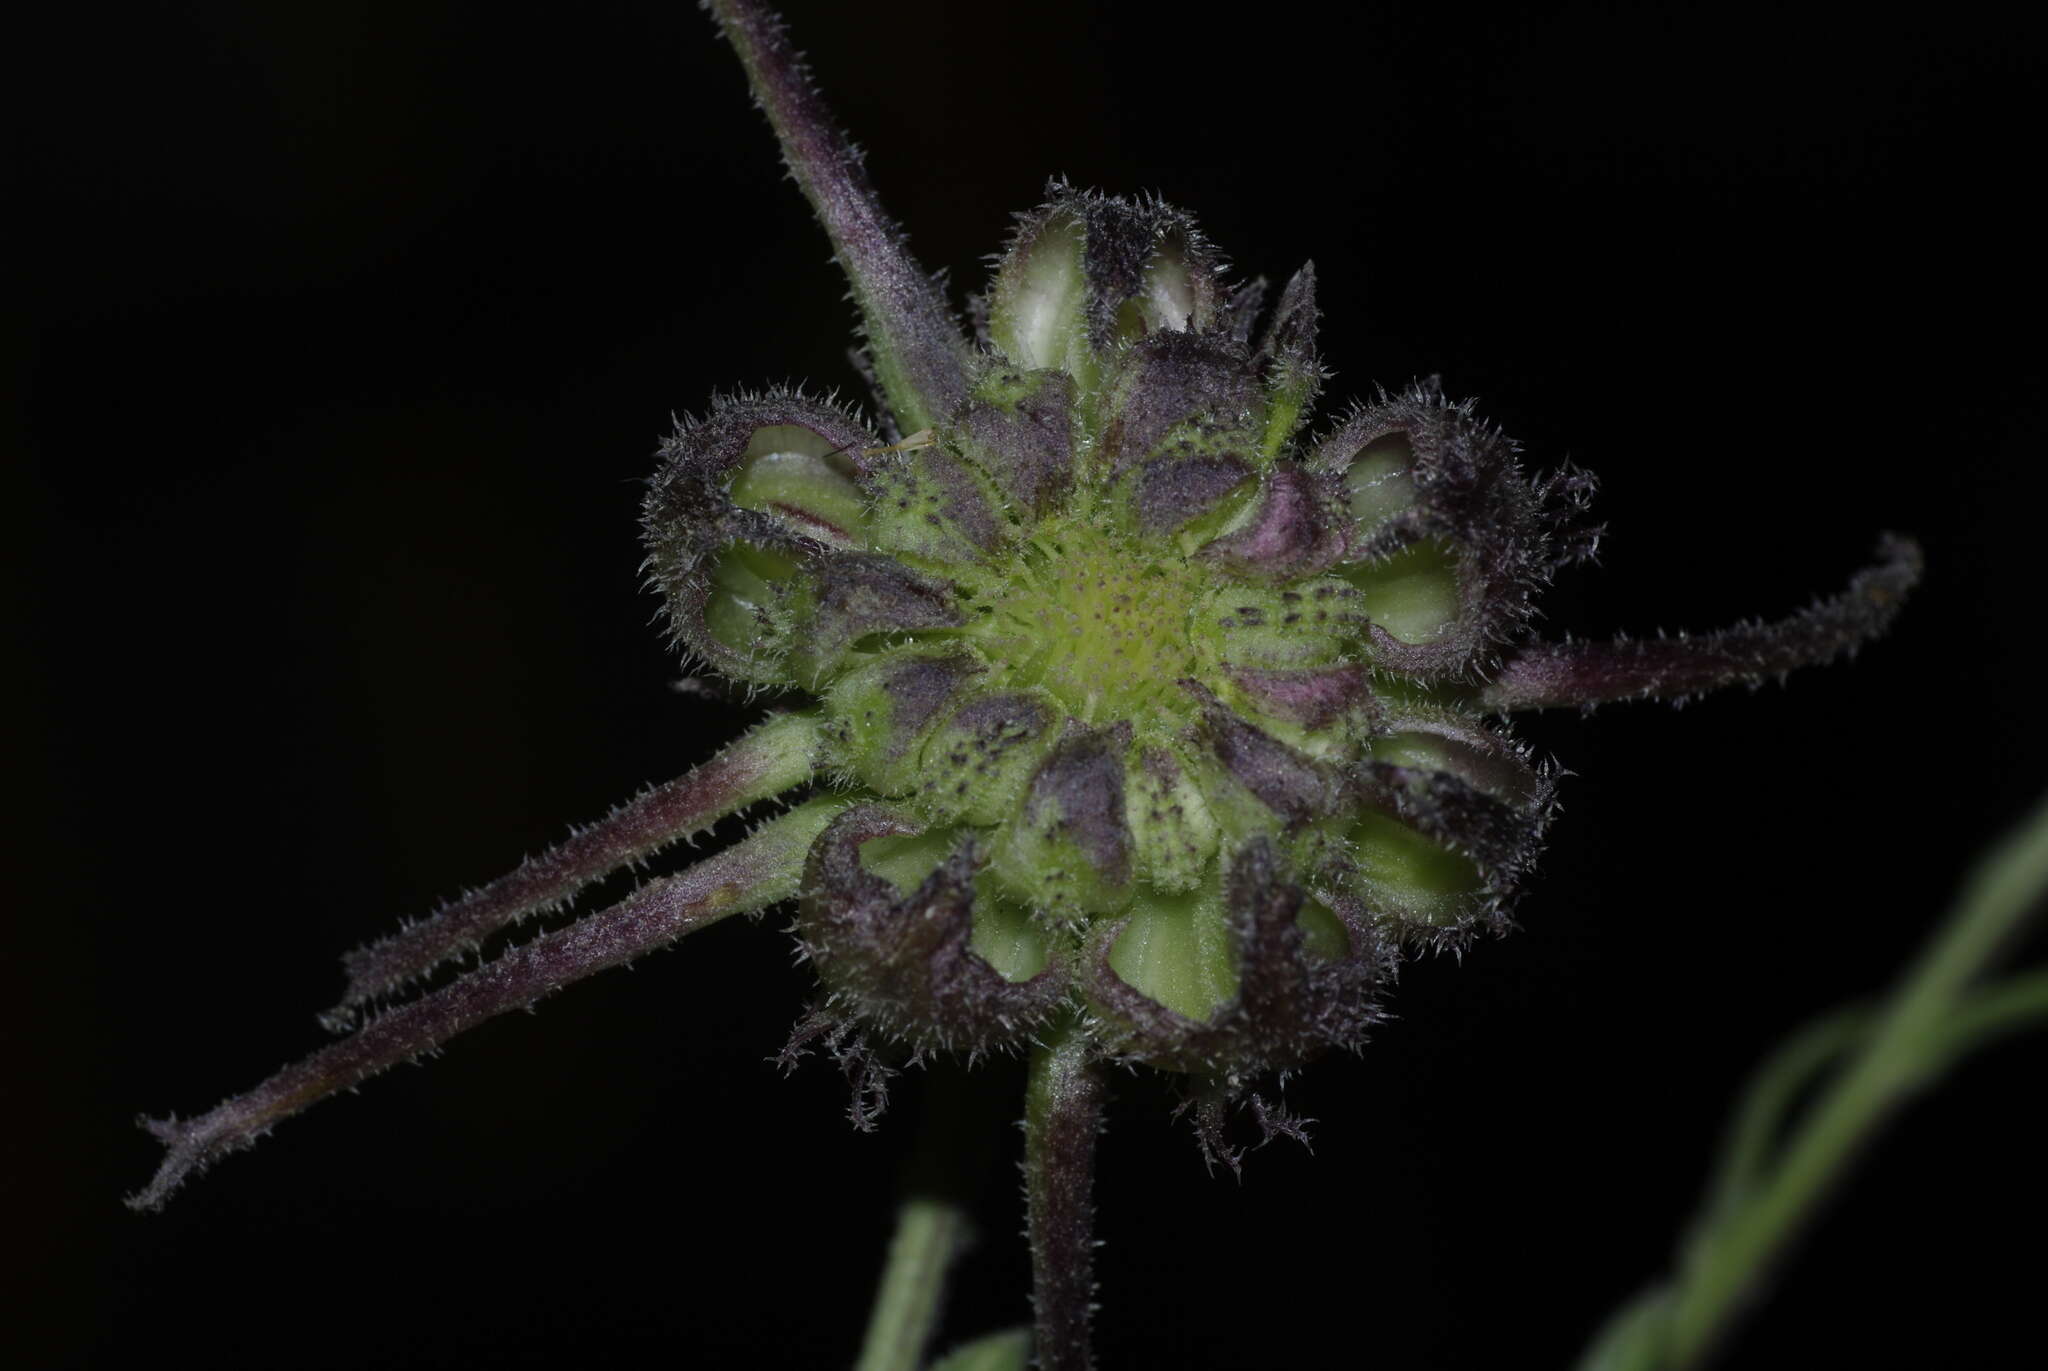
[{"left": 640, "top": 182, "right": 1600, "bottom": 1125}]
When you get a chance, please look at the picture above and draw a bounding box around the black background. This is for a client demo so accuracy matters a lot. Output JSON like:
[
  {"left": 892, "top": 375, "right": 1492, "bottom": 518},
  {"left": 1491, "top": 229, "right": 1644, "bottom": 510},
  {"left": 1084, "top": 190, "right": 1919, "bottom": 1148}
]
[{"left": 16, "top": 2, "right": 2047, "bottom": 1367}]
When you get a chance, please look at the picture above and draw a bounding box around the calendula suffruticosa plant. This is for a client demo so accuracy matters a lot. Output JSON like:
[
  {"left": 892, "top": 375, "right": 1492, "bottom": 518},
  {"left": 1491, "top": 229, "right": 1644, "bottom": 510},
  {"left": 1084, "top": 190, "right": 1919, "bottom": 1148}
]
[{"left": 129, "top": 2, "right": 1920, "bottom": 1365}]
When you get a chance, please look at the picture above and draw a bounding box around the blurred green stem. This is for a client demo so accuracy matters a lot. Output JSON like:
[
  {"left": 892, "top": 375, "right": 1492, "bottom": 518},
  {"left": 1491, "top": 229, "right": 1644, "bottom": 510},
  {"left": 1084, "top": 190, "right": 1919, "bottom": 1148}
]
[
  {"left": 858, "top": 1191, "right": 967, "bottom": 1371},
  {"left": 1583, "top": 793, "right": 2048, "bottom": 1370},
  {"left": 856, "top": 1066, "right": 1005, "bottom": 1371}
]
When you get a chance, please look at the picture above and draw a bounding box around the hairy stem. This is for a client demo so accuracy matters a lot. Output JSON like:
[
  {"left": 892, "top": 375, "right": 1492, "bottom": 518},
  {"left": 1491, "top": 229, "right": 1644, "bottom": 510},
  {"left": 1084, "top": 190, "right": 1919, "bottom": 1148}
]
[
  {"left": 1023, "top": 1017, "right": 1106, "bottom": 1371},
  {"left": 332, "top": 709, "right": 821, "bottom": 1019},
  {"left": 131, "top": 795, "right": 845, "bottom": 1212},
  {"left": 704, "top": 0, "right": 972, "bottom": 433},
  {"left": 1481, "top": 536, "right": 1920, "bottom": 712}
]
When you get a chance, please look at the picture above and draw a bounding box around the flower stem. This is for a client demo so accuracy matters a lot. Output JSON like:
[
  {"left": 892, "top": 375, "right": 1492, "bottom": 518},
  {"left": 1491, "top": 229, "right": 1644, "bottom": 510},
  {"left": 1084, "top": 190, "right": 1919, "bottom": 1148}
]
[{"left": 1024, "top": 1016, "right": 1106, "bottom": 1371}]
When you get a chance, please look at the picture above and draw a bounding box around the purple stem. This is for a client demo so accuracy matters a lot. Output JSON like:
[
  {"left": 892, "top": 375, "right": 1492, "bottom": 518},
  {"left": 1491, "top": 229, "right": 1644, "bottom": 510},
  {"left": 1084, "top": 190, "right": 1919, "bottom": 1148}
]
[
  {"left": 131, "top": 796, "right": 844, "bottom": 1212},
  {"left": 1024, "top": 1018, "right": 1107, "bottom": 1371},
  {"left": 331, "top": 710, "right": 819, "bottom": 1021},
  {"left": 705, "top": 0, "right": 973, "bottom": 434},
  {"left": 1481, "top": 535, "right": 1921, "bottom": 713}
]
